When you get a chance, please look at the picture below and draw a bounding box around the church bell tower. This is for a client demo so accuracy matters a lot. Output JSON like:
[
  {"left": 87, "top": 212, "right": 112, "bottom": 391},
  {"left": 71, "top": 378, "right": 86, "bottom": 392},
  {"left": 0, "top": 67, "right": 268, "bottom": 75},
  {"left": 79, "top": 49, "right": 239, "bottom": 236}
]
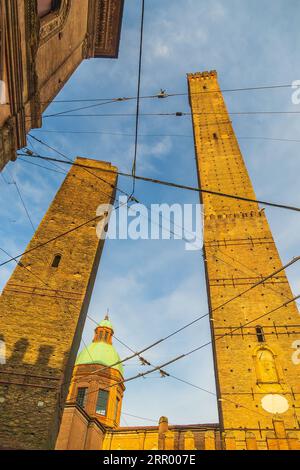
[{"left": 67, "top": 314, "right": 125, "bottom": 429}]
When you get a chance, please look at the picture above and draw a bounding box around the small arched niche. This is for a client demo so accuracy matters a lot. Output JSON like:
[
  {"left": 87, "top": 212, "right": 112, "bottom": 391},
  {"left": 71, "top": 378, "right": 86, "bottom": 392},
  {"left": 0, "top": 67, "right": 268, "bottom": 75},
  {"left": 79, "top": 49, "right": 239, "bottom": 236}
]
[{"left": 255, "top": 347, "right": 279, "bottom": 384}]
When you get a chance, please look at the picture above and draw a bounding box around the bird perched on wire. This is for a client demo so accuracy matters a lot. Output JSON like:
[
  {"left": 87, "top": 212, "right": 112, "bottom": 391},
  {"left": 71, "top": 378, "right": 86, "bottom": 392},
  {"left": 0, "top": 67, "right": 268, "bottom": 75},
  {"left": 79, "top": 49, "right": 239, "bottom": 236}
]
[
  {"left": 139, "top": 356, "right": 151, "bottom": 366},
  {"left": 159, "top": 369, "right": 170, "bottom": 378},
  {"left": 157, "top": 89, "right": 168, "bottom": 99}
]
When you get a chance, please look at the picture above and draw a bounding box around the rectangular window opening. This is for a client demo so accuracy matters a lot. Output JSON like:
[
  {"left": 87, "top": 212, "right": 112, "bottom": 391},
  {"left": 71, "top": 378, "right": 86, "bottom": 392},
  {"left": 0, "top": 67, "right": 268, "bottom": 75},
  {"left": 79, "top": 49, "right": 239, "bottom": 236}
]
[
  {"left": 76, "top": 387, "right": 87, "bottom": 409},
  {"left": 96, "top": 389, "right": 109, "bottom": 416}
]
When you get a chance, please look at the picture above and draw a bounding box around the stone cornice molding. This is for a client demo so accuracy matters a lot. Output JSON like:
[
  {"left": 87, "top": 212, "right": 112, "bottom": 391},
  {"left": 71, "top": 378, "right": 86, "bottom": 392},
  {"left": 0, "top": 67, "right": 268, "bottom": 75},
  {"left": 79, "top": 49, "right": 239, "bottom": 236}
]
[
  {"left": 87, "top": 0, "right": 124, "bottom": 58},
  {"left": 25, "top": 0, "right": 41, "bottom": 128}
]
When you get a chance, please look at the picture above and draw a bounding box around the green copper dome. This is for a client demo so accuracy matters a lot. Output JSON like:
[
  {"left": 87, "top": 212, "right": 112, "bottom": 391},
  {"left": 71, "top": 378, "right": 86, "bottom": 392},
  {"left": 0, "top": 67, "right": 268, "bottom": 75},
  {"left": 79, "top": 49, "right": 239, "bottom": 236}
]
[
  {"left": 75, "top": 342, "right": 123, "bottom": 375},
  {"left": 75, "top": 315, "right": 123, "bottom": 375}
]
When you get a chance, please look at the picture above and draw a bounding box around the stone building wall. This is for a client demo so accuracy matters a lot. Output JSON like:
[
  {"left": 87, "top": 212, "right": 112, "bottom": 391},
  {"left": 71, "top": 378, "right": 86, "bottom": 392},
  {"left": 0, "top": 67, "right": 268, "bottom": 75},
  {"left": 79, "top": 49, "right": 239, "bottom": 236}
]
[{"left": 0, "top": 0, "right": 124, "bottom": 171}]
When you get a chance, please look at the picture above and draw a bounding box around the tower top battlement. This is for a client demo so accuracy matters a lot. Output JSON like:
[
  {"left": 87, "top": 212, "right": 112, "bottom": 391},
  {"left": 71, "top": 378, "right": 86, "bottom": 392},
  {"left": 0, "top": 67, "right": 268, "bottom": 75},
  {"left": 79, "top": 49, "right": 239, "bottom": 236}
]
[{"left": 187, "top": 70, "right": 218, "bottom": 80}]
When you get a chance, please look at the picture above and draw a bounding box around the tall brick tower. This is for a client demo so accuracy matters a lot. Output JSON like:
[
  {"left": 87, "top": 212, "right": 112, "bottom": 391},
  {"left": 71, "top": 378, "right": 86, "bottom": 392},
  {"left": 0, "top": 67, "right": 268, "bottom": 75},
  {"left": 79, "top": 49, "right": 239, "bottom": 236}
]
[
  {"left": 188, "top": 71, "right": 300, "bottom": 450},
  {"left": 0, "top": 158, "right": 117, "bottom": 450}
]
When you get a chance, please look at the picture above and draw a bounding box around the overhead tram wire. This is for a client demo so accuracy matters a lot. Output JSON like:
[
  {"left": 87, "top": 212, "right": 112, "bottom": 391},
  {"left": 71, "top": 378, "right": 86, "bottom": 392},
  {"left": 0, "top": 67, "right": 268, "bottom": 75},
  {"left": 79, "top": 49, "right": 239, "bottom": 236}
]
[
  {"left": 81, "top": 257, "right": 300, "bottom": 376},
  {"left": 6, "top": 146, "right": 203, "bottom": 269},
  {"left": 86, "top": 314, "right": 137, "bottom": 355},
  {"left": 21, "top": 136, "right": 206, "bottom": 247},
  {"left": 2, "top": 197, "right": 299, "bottom": 417},
  {"left": 43, "top": 98, "right": 130, "bottom": 119},
  {"left": 28, "top": 133, "right": 137, "bottom": 202},
  {"left": 19, "top": 153, "right": 300, "bottom": 213},
  {"left": 18, "top": 157, "right": 67, "bottom": 176},
  {"left": 18, "top": 153, "right": 201, "bottom": 249},
  {"left": 30, "top": 110, "right": 300, "bottom": 120},
  {"left": 19, "top": 145, "right": 298, "bottom": 315},
  {"left": 5, "top": 168, "right": 299, "bottom": 374},
  {"left": 17, "top": 145, "right": 300, "bottom": 311},
  {"left": 27, "top": 134, "right": 69, "bottom": 174},
  {"left": 130, "top": 0, "right": 145, "bottom": 199},
  {"left": 85, "top": 293, "right": 300, "bottom": 401},
  {"left": 10, "top": 155, "right": 300, "bottom": 355},
  {"left": 7, "top": 82, "right": 294, "bottom": 106},
  {"left": 40, "top": 264, "right": 300, "bottom": 422},
  {"left": 18, "top": 145, "right": 300, "bottom": 314},
  {"left": 1, "top": 168, "right": 36, "bottom": 233},
  {"left": 74, "top": 323, "right": 269, "bottom": 421},
  {"left": 25, "top": 135, "right": 300, "bottom": 312},
  {"left": 10, "top": 151, "right": 300, "bottom": 368},
  {"left": 18, "top": 150, "right": 300, "bottom": 300},
  {"left": 14, "top": 153, "right": 300, "bottom": 316},
  {"left": 2, "top": 174, "right": 298, "bottom": 378},
  {"left": 31, "top": 130, "right": 300, "bottom": 145},
  {"left": 77, "top": 297, "right": 300, "bottom": 425}
]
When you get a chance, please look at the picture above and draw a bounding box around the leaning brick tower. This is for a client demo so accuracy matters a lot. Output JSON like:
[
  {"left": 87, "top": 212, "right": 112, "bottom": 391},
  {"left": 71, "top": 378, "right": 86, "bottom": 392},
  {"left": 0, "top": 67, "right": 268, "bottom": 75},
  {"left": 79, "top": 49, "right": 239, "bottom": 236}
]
[{"left": 0, "top": 158, "right": 117, "bottom": 449}]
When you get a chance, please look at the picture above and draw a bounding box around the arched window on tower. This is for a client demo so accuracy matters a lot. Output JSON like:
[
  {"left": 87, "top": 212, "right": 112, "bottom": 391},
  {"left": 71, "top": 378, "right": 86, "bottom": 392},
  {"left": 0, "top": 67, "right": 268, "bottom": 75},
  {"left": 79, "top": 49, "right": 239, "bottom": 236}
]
[
  {"left": 51, "top": 254, "right": 62, "bottom": 268},
  {"left": 256, "top": 348, "right": 279, "bottom": 384},
  {"left": 37, "top": 0, "right": 61, "bottom": 18},
  {"left": 256, "top": 325, "right": 265, "bottom": 343}
]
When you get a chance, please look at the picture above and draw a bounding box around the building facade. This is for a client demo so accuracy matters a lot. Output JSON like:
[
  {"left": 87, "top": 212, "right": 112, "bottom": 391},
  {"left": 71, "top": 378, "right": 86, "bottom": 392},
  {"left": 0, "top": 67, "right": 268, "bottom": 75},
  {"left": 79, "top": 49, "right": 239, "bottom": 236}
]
[
  {"left": 0, "top": 157, "right": 118, "bottom": 449},
  {"left": 0, "top": 0, "right": 124, "bottom": 171}
]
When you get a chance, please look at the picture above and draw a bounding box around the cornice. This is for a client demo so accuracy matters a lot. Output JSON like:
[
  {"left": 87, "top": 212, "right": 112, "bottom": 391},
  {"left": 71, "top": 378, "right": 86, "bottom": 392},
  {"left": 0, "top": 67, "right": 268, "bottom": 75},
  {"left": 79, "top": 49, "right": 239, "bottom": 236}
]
[{"left": 88, "top": 0, "right": 124, "bottom": 58}]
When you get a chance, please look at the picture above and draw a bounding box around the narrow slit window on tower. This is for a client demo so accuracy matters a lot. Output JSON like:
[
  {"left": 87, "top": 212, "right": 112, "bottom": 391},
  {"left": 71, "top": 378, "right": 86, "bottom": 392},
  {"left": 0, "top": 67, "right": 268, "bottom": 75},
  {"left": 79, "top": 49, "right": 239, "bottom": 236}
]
[
  {"left": 76, "top": 387, "right": 87, "bottom": 409},
  {"left": 256, "top": 326, "right": 265, "bottom": 343},
  {"left": 96, "top": 389, "right": 109, "bottom": 416},
  {"left": 51, "top": 254, "right": 62, "bottom": 268},
  {"left": 213, "top": 132, "right": 218, "bottom": 140}
]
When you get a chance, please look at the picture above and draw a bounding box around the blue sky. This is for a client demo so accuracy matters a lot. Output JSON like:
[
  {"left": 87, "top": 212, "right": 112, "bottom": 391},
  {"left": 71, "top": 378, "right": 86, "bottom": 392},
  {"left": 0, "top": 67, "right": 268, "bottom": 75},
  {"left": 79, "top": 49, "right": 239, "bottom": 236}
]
[{"left": 1, "top": 0, "right": 300, "bottom": 426}]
